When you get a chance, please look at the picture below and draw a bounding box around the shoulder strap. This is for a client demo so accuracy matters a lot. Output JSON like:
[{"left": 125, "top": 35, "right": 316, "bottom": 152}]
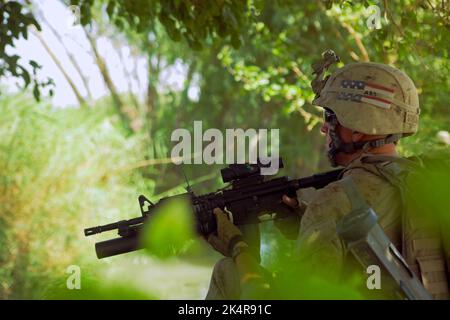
[
  {"left": 340, "top": 177, "right": 369, "bottom": 212},
  {"left": 360, "top": 155, "right": 413, "bottom": 188}
]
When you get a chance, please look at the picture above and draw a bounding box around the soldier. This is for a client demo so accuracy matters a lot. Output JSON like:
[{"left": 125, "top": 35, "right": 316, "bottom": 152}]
[{"left": 205, "top": 58, "right": 449, "bottom": 300}]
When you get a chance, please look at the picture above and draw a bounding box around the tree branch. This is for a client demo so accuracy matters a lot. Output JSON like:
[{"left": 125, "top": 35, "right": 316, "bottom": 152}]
[
  {"left": 83, "top": 27, "right": 132, "bottom": 133},
  {"left": 35, "top": 6, "right": 93, "bottom": 102},
  {"left": 32, "top": 28, "right": 87, "bottom": 106},
  {"left": 340, "top": 22, "right": 370, "bottom": 62}
]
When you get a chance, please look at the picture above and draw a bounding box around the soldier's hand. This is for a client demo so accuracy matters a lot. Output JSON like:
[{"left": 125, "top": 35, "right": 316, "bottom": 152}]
[
  {"left": 273, "top": 195, "right": 307, "bottom": 240},
  {"left": 207, "top": 208, "right": 248, "bottom": 257}
]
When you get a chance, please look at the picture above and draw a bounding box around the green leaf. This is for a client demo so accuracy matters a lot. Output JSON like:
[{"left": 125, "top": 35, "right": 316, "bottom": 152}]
[
  {"left": 141, "top": 196, "right": 197, "bottom": 259},
  {"left": 106, "top": 1, "right": 116, "bottom": 17},
  {"left": 29, "top": 60, "right": 41, "bottom": 69},
  {"left": 19, "top": 66, "right": 30, "bottom": 87},
  {"left": 32, "top": 84, "right": 40, "bottom": 101}
]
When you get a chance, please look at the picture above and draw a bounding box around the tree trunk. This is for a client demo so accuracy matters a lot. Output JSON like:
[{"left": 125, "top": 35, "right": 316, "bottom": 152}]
[
  {"left": 175, "top": 59, "right": 197, "bottom": 129},
  {"left": 32, "top": 29, "right": 87, "bottom": 107},
  {"left": 145, "top": 51, "right": 160, "bottom": 141},
  {"left": 116, "top": 44, "right": 141, "bottom": 111},
  {"left": 36, "top": 8, "right": 94, "bottom": 102},
  {"left": 84, "top": 28, "right": 132, "bottom": 134}
]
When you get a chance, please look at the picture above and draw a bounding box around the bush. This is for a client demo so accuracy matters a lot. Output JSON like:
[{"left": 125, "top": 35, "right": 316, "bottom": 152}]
[{"left": 0, "top": 92, "right": 151, "bottom": 299}]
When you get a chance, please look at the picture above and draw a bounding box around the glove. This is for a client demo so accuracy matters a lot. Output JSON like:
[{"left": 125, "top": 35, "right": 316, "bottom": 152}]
[
  {"left": 273, "top": 195, "right": 307, "bottom": 240},
  {"left": 207, "top": 208, "right": 248, "bottom": 257}
]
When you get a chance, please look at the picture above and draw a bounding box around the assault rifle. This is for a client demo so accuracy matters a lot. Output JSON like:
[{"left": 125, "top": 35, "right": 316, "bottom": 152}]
[{"left": 84, "top": 159, "right": 342, "bottom": 259}]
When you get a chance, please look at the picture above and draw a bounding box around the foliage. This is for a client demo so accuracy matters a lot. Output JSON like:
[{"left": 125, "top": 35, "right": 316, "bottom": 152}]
[
  {"left": 0, "top": 92, "right": 152, "bottom": 298},
  {"left": 406, "top": 151, "right": 450, "bottom": 231},
  {"left": 0, "top": 1, "right": 54, "bottom": 99},
  {"left": 72, "top": 0, "right": 259, "bottom": 49},
  {"left": 216, "top": 1, "right": 449, "bottom": 132},
  {"left": 141, "top": 196, "right": 198, "bottom": 258},
  {"left": 43, "top": 270, "right": 156, "bottom": 299}
]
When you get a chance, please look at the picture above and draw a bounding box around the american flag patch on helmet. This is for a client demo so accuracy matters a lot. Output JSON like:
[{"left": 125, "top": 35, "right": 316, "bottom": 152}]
[{"left": 338, "top": 80, "right": 395, "bottom": 109}]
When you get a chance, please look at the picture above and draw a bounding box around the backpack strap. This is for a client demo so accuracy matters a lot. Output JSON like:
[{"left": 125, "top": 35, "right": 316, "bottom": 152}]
[{"left": 340, "top": 176, "right": 369, "bottom": 211}]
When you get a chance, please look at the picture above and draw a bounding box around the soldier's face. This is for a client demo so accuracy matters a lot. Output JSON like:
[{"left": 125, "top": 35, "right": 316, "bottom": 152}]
[
  {"left": 321, "top": 110, "right": 363, "bottom": 166},
  {"left": 320, "top": 121, "right": 332, "bottom": 148},
  {"left": 321, "top": 121, "right": 353, "bottom": 144}
]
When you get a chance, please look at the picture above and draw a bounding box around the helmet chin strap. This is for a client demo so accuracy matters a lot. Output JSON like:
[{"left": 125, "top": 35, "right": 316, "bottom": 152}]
[
  {"left": 327, "top": 117, "right": 342, "bottom": 167},
  {"left": 327, "top": 117, "right": 402, "bottom": 167}
]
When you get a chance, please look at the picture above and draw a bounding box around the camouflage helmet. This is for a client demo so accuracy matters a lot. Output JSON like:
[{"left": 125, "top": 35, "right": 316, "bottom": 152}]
[{"left": 312, "top": 61, "right": 420, "bottom": 136}]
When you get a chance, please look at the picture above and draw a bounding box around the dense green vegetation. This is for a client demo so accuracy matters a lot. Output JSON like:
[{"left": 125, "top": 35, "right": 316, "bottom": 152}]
[{"left": 0, "top": 0, "right": 448, "bottom": 299}]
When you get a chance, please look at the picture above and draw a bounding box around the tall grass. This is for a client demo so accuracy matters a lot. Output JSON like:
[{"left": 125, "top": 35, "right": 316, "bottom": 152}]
[{"left": 0, "top": 92, "right": 156, "bottom": 299}]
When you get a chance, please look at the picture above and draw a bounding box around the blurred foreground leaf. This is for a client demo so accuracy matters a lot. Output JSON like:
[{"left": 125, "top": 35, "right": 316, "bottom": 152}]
[
  {"left": 141, "top": 196, "right": 198, "bottom": 259},
  {"left": 406, "top": 151, "right": 450, "bottom": 241},
  {"left": 43, "top": 270, "right": 156, "bottom": 300}
]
